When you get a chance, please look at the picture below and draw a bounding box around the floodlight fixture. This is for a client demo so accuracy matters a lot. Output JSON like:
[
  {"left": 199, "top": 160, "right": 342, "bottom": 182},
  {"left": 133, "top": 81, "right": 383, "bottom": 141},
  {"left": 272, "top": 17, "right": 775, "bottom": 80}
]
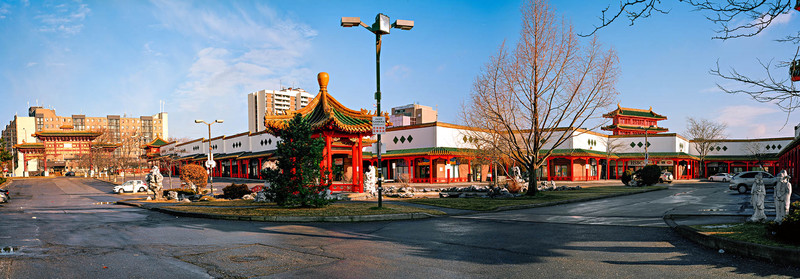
[
  {"left": 392, "top": 19, "right": 414, "bottom": 30},
  {"left": 341, "top": 17, "right": 361, "bottom": 27},
  {"left": 374, "top": 13, "right": 391, "bottom": 34}
]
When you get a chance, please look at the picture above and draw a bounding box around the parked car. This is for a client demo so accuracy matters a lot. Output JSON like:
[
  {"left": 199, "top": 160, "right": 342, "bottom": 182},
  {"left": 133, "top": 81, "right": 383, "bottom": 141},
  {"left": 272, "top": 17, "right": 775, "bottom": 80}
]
[
  {"left": 728, "top": 171, "right": 778, "bottom": 194},
  {"left": 659, "top": 171, "right": 673, "bottom": 183},
  {"left": 708, "top": 173, "right": 732, "bottom": 182},
  {"left": 0, "top": 189, "right": 9, "bottom": 203},
  {"left": 64, "top": 171, "right": 75, "bottom": 177},
  {"left": 114, "top": 180, "right": 148, "bottom": 194}
]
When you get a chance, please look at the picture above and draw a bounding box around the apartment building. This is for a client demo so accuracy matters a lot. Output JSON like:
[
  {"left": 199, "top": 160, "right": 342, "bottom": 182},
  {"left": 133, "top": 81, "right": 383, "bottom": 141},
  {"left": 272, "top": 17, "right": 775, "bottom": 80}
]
[
  {"left": 389, "top": 103, "right": 438, "bottom": 127},
  {"left": 247, "top": 88, "right": 315, "bottom": 133}
]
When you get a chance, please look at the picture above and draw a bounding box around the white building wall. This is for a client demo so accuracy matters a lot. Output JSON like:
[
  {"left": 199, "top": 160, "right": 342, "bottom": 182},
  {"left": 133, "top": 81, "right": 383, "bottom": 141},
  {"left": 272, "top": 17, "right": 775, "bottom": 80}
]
[
  {"left": 249, "top": 132, "right": 279, "bottom": 152},
  {"left": 383, "top": 126, "right": 436, "bottom": 151},
  {"left": 692, "top": 138, "right": 793, "bottom": 157},
  {"left": 225, "top": 134, "right": 250, "bottom": 153},
  {"left": 612, "top": 134, "right": 680, "bottom": 154},
  {"left": 209, "top": 137, "right": 225, "bottom": 155},
  {"left": 570, "top": 131, "right": 607, "bottom": 152},
  {"left": 177, "top": 139, "right": 207, "bottom": 157}
]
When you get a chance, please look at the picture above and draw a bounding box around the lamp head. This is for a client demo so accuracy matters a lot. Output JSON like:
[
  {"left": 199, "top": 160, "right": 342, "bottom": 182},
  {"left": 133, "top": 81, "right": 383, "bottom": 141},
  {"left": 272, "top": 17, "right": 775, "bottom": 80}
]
[
  {"left": 194, "top": 120, "right": 203, "bottom": 123},
  {"left": 215, "top": 120, "right": 224, "bottom": 123},
  {"left": 341, "top": 17, "right": 361, "bottom": 27},
  {"left": 392, "top": 19, "right": 414, "bottom": 30},
  {"left": 374, "top": 13, "right": 391, "bottom": 34}
]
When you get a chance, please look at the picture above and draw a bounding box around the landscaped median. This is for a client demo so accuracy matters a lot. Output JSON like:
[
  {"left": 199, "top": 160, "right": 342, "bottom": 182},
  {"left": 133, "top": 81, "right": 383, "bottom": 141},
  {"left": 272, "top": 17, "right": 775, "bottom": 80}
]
[
  {"left": 404, "top": 186, "right": 667, "bottom": 211},
  {"left": 118, "top": 199, "right": 446, "bottom": 222},
  {"left": 664, "top": 215, "right": 800, "bottom": 266}
]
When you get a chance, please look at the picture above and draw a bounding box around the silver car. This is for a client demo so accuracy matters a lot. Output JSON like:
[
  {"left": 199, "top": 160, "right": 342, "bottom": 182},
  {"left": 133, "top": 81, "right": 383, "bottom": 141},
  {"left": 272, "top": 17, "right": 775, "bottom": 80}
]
[
  {"left": 728, "top": 171, "right": 777, "bottom": 194},
  {"left": 114, "top": 180, "right": 148, "bottom": 194}
]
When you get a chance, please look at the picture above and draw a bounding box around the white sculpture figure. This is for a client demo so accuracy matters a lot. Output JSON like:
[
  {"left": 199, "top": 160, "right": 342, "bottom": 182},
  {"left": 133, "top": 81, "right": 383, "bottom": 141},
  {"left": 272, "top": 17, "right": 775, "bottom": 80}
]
[
  {"left": 774, "top": 170, "right": 793, "bottom": 223},
  {"left": 749, "top": 172, "right": 767, "bottom": 222},
  {"left": 364, "top": 165, "right": 377, "bottom": 197},
  {"left": 146, "top": 165, "right": 164, "bottom": 200}
]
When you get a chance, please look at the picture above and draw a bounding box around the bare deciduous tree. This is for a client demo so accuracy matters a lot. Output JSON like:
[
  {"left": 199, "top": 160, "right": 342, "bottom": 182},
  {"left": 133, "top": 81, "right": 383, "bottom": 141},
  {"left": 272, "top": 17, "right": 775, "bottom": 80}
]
[
  {"left": 686, "top": 117, "right": 727, "bottom": 176},
  {"left": 461, "top": 0, "right": 619, "bottom": 195},
  {"left": 584, "top": 0, "right": 796, "bottom": 40},
  {"left": 742, "top": 140, "right": 770, "bottom": 169},
  {"left": 602, "top": 136, "right": 626, "bottom": 179}
]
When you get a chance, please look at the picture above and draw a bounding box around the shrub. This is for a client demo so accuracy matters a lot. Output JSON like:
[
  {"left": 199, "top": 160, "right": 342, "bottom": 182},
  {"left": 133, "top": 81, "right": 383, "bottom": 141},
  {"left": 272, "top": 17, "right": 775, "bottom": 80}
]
[
  {"left": 162, "top": 188, "right": 196, "bottom": 197},
  {"left": 766, "top": 201, "right": 800, "bottom": 244},
  {"left": 621, "top": 169, "right": 635, "bottom": 186},
  {"left": 222, "top": 183, "right": 251, "bottom": 199},
  {"left": 0, "top": 177, "right": 6, "bottom": 185},
  {"left": 636, "top": 165, "right": 661, "bottom": 186},
  {"left": 180, "top": 164, "right": 207, "bottom": 190}
]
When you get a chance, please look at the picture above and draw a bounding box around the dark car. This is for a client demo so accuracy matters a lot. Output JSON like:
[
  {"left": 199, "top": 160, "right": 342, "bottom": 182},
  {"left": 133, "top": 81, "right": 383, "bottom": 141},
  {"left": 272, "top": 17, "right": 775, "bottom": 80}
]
[{"left": 65, "top": 171, "right": 75, "bottom": 176}]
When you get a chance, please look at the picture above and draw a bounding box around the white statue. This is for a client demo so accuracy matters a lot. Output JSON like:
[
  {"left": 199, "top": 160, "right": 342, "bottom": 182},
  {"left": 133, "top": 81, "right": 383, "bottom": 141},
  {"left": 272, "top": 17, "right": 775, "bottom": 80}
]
[
  {"left": 774, "top": 170, "right": 793, "bottom": 223},
  {"left": 146, "top": 165, "right": 164, "bottom": 200},
  {"left": 749, "top": 172, "right": 767, "bottom": 222},
  {"left": 364, "top": 165, "right": 377, "bottom": 197}
]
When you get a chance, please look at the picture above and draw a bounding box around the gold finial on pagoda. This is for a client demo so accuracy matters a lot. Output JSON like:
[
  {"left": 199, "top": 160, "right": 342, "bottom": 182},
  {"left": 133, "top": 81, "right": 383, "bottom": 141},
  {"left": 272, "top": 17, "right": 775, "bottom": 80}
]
[{"left": 318, "top": 72, "right": 329, "bottom": 91}]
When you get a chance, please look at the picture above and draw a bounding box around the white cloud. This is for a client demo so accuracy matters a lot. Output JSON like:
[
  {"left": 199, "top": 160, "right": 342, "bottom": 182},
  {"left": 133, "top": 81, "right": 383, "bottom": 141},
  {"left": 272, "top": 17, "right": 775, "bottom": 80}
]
[
  {"left": 36, "top": 1, "right": 90, "bottom": 35},
  {"left": 715, "top": 105, "right": 786, "bottom": 138},
  {"left": 143, "top": 42, "right": 162, "bottom": 56},
  {"left": 26, "top": 62, "right": 37, "bottom": 67},
  {"left": 152, "top": 1, "right": 317, "bottom": 136},
  {"left": 0, "top": 3, "right": 10, "bottom": 19}
]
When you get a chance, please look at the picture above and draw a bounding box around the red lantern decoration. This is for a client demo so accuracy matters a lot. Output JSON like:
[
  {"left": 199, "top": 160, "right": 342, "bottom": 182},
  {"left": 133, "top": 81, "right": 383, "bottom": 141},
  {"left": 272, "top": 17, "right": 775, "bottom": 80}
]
[{"left": 796, "top": 0, "right": 800, "bottom": 11}]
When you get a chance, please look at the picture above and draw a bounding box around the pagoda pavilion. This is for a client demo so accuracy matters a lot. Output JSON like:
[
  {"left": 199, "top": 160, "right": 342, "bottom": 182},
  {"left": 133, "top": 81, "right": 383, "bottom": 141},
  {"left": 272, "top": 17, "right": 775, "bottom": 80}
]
[
  {"left": 601, "top": 104, "right": 669, "bottom": 135},
  {"left": 263, "top": 72, "right": 380, "bottom": 193}
]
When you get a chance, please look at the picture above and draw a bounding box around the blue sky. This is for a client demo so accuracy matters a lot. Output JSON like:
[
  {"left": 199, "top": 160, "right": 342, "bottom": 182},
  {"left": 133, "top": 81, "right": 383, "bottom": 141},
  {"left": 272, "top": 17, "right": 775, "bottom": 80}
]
[{"left": 1, "top": 0, "right": 798, "bottom": 139}]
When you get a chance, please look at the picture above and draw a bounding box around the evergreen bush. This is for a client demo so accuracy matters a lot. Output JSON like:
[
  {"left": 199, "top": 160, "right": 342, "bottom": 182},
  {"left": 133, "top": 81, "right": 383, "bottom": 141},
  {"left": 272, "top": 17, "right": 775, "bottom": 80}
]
[
  {"left": 222, "top": 183, "right": 251, "bottom": 199},
  {"left": 262, "top": 113, "right": 331, "bottom": 207},
  {"left": 636, "top": 165, "right": 661, "bottom": 186},
  {"left": 621, "top": 169, "right": 635, "bottom": 186}
]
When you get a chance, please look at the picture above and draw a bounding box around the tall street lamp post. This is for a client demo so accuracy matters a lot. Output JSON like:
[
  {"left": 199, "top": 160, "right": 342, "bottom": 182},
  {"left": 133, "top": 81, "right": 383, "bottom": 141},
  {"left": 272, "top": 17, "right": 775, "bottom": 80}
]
[
  {"left": 341, "top": 13, "right": 413, "bottom": 208},
  {"left": 195, "top": 119, "right": 223, "bottom": 196}
]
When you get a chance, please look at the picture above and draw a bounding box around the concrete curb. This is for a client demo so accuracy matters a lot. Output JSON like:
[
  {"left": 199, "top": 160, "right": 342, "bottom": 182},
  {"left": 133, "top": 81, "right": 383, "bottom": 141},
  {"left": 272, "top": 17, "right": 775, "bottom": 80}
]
[
  {"left": 491, "top": 186, "right": 668, "bottom": 212},
  {"left": 0, "top": 177, "right": 12, "bottom": 190},
  {"left": 664, "top": 214, "right": 800, "bottom": 266},
  {"left": 116, "top": 200, "right": 435, "bottom": 222}
]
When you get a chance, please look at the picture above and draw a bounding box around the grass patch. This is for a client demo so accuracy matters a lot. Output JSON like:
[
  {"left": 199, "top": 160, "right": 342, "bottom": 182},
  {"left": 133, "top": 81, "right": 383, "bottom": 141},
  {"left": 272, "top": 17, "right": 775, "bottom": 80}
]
[
  {"left": 691, "top": 223, "right": 800, "bottom": 249},
  {"left": 405, "top": 186, "right": 666, "bottom": 211},
  {"left": 163, "top": 201, "right": 446, "bottom": 217}
]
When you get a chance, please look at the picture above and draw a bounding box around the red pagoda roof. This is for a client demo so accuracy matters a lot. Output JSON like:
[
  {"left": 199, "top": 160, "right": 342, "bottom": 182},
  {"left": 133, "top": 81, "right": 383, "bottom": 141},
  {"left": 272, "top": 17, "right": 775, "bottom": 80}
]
[
  {"left": 142, "top": 137, "right": 171, "bottom": 148},
  {"left": 264, "top": 72, "right": 383, "bottom": 135},
  {"left": 603, "top": 104, "right": 667, "bottom": 120},
  {"left": 601, "top": 124, "right": 669, "bottom": 132}
]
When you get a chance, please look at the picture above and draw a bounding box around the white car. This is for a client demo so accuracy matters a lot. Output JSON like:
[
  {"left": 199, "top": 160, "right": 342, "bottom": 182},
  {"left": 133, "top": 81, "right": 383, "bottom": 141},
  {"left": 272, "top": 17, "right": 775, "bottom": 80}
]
[
  {"left": 114, "top": 180, "right": 148, "bottom": 194},
  {"left": 708, "top": 173, "right": 733, "bottom": 182},
  {"left": 728, "top": 171, "right": 778, "bottom": 194}
]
